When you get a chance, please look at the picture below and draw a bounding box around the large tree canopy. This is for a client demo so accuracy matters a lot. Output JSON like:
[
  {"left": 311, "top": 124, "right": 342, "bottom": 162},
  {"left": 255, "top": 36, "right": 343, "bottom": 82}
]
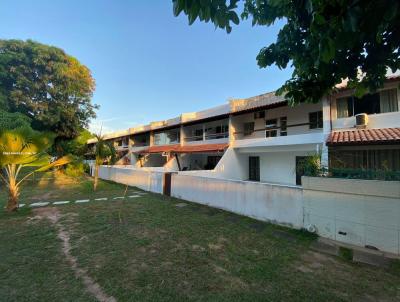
[
  {"left": 0, "top": 39, "right": 97, "bottom": 138},
  {"left": 0, "top": 110, "right": 31, "bottom": 132},
  {"left": 172, "top": 0, "right": 400, "bottom": 104}
]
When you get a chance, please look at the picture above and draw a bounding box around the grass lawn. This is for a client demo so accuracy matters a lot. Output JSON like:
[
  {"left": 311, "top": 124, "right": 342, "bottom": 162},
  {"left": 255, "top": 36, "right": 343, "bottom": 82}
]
[{"left": 0, "top": 172, "right": 400, "bottom": 302}]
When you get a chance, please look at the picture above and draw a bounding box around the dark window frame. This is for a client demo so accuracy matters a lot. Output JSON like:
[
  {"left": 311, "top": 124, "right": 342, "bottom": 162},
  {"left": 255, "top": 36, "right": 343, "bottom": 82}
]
[
  {"left": 244, "top": 122, "right": 255, "bottom": 136},
  {"left": 265, "top": 119, "right": 278, "bottom": 137},
  {"left": 309, "top": 111, "right": 323, "bottom": 129}
]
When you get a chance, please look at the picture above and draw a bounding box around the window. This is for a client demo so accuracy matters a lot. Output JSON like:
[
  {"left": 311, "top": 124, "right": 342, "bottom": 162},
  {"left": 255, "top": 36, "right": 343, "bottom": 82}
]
[
  {"left": 192, "top": 128, "right": 203, "bottom": 141},
  {"left": 205, "top": 122, "right": 229, "bottom": 139},
  {"left": 215, "top": 124, "right": 229, "bottom": 138},
  {"left": 336, "top": 89, "right": 398, "bottom": 118},
  {"left": 309, "top": 111, "right": 323, "bottom": 129},
  {"left": 244, "top": 122, "right": 255, "bottom": 136},
  {"left": 154, "top": 133, "right": 163, "bottom": 145},
  {"left": 205, "top": 156, "right": 222, "bottom": 170},
  {"left": 254, "top": 111, "right": 265, "bottom": 119},
  {"left": 265, "top": 119, "right": 277, "bottom": 137},
  {"left": 280, "top": 117, "right": 287, "bottom": 136},
  {"left": 336, "top": 97, "right": 352, "bottom": 118},
  {"left": 329, "top": 148, "right": 400, "bottom": 171},
  {"left": 380, "top": 89, "right": 399, "bottom": 113},
  {"left": 296, "top": 156, "right": 311, "bottom": 185},
  {"left": 167, "top": 130, "right": 180, "bottom": 144},
  {"left": 216, "top": 124, "right": 228, "bottom": 133},
  {"left": 249, "top": 156, "right": 260, "bottom": 181},
  {"left": 154, "top": 129, "right": 180, "bottom": 145}
]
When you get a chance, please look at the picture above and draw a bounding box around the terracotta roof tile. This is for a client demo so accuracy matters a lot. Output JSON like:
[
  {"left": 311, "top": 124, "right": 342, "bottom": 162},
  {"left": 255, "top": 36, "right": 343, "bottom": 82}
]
[
  {"left": 327, "top": 128, "right": 400, "bottom": 146},
  {"left": 136, "top": 143, "right": 229, "bottom": 154}
]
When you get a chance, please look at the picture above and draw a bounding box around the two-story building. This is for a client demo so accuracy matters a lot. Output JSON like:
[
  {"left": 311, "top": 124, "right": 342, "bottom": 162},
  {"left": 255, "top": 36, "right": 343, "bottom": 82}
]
[{"left": 87, "top": 76, "right": 400, "bottom": 186}]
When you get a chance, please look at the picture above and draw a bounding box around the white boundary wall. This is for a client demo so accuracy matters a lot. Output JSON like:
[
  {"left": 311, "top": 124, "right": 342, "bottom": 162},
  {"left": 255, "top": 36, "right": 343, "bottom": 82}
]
[
  {"left": 303, "top": 177, "right": 400, "bottom": 254},
  {"left": 95, "top": 166, "right": 400, "bottom": 255},
  {"left": 171, "top": 174, "right": 303, "bottom": 228},
  {"left": 98, "top": 166, "right": 163, "bottom": 194}
]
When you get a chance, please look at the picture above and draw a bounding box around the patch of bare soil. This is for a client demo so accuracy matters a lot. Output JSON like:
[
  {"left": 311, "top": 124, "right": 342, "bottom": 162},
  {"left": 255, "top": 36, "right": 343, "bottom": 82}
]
[
  {"left": 29, "top": 191, "right": 59, "bottom": 201},
  {"left": 295, "top": 250, "right": 345, "bottom": 274},
  {"left": 33, "top": 207, "right": 117, "bottom": 302}
]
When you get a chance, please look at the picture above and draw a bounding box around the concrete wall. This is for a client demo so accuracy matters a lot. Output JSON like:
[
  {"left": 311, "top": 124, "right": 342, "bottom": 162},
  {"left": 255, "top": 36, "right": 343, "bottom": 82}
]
[
  {"left": 176, "top": 147, "right": 318, "bottom": 186},
  {"left": 303, "top": 176, "right": 400, "bottom": 254},
  {"left": 98, "top": 166, "right": 163, "bottom": 194},
  {"left": 258, "top": 151, "right": 312, "bottom": 185},
  {"left": 178, "top": 148, "right": 249, "bottom": 180},
  {"left": 171, "top": 174, "right": 304, "bottom": 228}
]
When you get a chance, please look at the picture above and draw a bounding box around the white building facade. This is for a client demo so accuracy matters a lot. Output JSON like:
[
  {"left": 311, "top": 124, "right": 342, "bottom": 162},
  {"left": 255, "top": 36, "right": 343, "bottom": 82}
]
[
  {"left": 88, "top": 77, "right": 400, "bottom": 255},
  {"left": 88, "top": 77, "right": 400, "bottom": 186}
]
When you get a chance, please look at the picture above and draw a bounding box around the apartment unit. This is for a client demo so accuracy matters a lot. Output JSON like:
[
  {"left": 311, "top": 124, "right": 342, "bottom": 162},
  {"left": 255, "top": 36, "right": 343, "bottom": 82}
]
[
  {"left": 328, "top": 76, "right": 400, "bottom": 173},
  {"left": 87, "top": 76, "right": 400, "bottom": 186}
]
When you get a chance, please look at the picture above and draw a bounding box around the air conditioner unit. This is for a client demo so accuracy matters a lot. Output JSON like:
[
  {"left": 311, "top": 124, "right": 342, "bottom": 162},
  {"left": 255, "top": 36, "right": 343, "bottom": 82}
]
[{"left": 355, "top": 113, "right": 368, "bottom": 128}]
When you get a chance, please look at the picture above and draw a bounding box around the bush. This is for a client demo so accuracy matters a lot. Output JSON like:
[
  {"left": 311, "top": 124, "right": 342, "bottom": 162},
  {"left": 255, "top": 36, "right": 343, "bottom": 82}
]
[
  {"left": 65, "top": 162, "right": 85, "bottom": 178},
  {"left": 83, "top": 163, "right": 91, "bottom": 175},
  {"left": 330, "top": 168, "right": 400, "bottom": 181}
]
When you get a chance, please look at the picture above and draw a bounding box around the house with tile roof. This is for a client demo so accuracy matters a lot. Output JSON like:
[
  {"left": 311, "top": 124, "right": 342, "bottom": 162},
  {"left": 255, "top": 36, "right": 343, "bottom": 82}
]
[{"left": 87, "top": 76, "right": 400, "bottom": 185}]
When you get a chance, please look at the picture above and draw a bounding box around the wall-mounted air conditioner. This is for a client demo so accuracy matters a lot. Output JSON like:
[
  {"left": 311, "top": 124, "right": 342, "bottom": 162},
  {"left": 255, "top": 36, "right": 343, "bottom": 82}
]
[{"left": 355, "top": 113, "right": 368, "bottom": 128}]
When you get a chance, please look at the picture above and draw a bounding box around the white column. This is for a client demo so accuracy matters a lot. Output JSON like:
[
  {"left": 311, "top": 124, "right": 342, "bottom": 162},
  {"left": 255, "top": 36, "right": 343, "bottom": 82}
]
[
  {"left": 180, "top": 125, "right": 185, "bottom": 146},
  {"left": 149, "top": 131, "right": 154, "bottom": 146},
  {"left": 228, "top": 115, "right": 234, "bottom": 144},
  {"left": 321, "top": 96, "right": 332, "bottom": 169}
]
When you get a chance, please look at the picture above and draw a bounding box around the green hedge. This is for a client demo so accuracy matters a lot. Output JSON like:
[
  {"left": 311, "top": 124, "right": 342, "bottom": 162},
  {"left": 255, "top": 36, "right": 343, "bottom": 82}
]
[{"left": 330, "top": 168, "right": 400, "bottom": 181}]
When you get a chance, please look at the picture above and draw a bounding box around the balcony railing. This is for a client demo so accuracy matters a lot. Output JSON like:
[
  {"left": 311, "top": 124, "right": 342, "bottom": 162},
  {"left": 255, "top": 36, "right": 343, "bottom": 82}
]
[
  {"left": 234, "top": 122, "right": 321, "bottom": 138},
  {"left": 116, "top": 145, "right": 129, "bottom": 150},
  {"left": 184, "top": 132, "right": 229, "bottom": 142}
]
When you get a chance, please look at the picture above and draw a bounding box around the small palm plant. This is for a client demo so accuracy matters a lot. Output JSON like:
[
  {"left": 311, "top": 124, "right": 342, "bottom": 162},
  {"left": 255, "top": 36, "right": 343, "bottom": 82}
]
[
  {"left": 0, "top": 128, "right": 70, "bottom": 211},
  {"left": 93, "top": 134, "right": 116, "bottom": 191}
]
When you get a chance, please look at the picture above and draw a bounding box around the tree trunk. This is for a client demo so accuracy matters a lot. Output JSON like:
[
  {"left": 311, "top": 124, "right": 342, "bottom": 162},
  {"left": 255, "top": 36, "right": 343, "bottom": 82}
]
[
  {"left": 6, "top": 183, "right": 19, "bottom": 212},
  {"left": 93, "top": 164, "right": 99, "bottom": 191}
]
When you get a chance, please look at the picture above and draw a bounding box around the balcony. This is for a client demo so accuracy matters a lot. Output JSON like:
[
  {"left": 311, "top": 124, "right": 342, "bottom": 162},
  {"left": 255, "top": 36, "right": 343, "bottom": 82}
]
[
  {"left": 116, "top": 144, "right": 129, "bottom": 151},
  {"left": 184, "top": 132, "right": 229, "bottom": 143},
  {"left": 183, "top": 118, "right": 229, "bottom": 145},
  {"left": 232, "top": 132, "right": 325, "bottom": 152}
]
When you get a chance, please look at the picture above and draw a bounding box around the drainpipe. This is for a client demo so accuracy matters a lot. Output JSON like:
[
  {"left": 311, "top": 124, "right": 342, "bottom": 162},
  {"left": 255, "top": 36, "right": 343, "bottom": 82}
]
[{"left": 175, "top": 154, "right": 181, "bottom": 171}]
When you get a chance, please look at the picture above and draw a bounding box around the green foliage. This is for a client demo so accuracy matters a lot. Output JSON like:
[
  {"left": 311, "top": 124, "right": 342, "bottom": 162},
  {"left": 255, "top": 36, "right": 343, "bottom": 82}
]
[
  {"left": 296, "top": 154, "right": 322, "bottom": 177},
  {"left": 93, "top": 134, "right": 116, "bottom": 165},
  {"left": 330, "top": 168, "right": 400, "bottom": 181},
  {"left": 0, "top": 127, "right": 55, "bottom": 167},
  {"left": 65, "top": 162, "right": 85, "bottom": 178},
  {"left": 0, "top": 127, "right": 71, "bottom": 210},
  {"left": 53, "top": 129, "right": 94, "bottom": 157},
  {"left": 83, "top": 162, "right": 91, "bottom": 174},
  {"left": 173, "top": 0, "right": 400, "bottom": 104},
  {"left": 0, "top": 39, "right": 97, "bottom": 139},
  {"left": 0, "top": 110, "right": 31, "bottom": 132}
]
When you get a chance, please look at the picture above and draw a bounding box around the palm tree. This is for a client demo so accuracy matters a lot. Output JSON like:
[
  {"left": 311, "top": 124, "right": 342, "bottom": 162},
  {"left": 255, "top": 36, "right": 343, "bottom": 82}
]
[
  {"left": 0, "top": 128, "right": 70, "bottom": 211},
  {"left": 93, "top": 134, "right": 116, "bottom": 191}
]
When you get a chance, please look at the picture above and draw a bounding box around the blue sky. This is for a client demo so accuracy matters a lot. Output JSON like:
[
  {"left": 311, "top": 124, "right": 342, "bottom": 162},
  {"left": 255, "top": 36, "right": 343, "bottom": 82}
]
[{"left": 0, "top": 1, "right": 292, "bottom": 133}]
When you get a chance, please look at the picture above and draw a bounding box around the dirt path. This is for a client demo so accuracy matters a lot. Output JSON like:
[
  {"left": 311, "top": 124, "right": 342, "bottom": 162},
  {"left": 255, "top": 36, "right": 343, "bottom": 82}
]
[{"left": 33, "top": 207, "right": 117, "bottom": 302}]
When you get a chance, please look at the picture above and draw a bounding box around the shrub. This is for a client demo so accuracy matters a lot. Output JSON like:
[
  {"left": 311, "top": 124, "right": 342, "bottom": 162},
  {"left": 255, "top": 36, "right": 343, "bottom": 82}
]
[
  {"left": 65, "top": 162, "right": 85, "bottom": 178},
  {"left": 83, "top": 163, "right": 91, "bottom": 175}
]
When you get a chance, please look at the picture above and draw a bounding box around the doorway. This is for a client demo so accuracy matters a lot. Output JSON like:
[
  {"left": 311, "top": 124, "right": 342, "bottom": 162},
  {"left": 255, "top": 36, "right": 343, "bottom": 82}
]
[
  {"left": 249, "top": 156, "right": 260, "bottom": 181},
  {"left": 296, "top": 156, "right": 307, "bottom": 185}
]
